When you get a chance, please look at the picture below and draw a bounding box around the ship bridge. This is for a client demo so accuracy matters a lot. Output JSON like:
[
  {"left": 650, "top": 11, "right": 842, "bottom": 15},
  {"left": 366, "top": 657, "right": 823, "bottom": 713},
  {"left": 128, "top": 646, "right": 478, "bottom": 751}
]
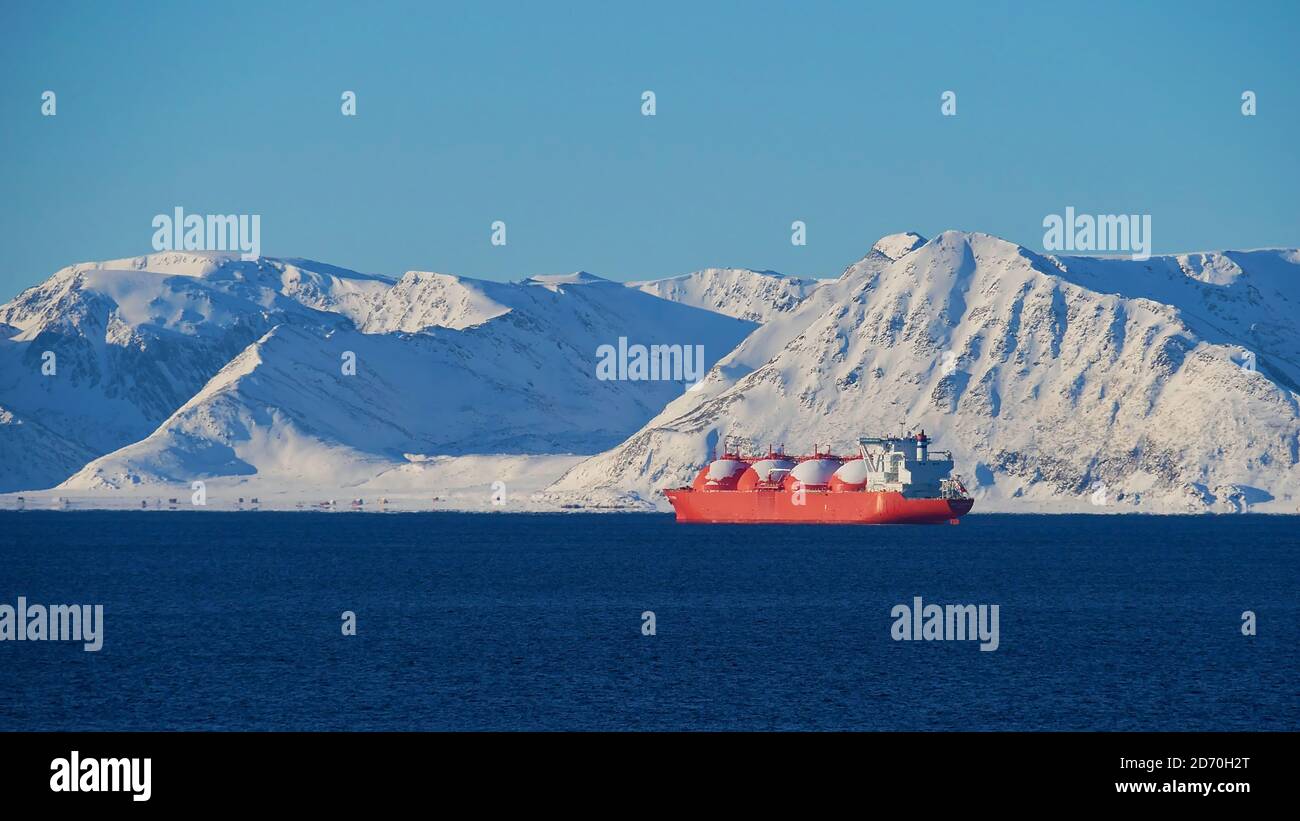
[{"left": 857, "top": 431, "right": 961, "bottom": 498}]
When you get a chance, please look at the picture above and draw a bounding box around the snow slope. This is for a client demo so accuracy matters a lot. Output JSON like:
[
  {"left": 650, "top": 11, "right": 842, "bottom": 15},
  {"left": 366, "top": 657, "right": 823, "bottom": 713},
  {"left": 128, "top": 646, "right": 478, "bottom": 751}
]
[
  {"left": 52, "top": 270, "right": 755, "bottom": 493},
  {"left": 0, "top": 252, "right": 393, "bottom": 491},
  {"left": 628, "top": 268, "right": 820, "bottom": 322},
  {"left": 546, "top": 231, "right": 1300, "bottom": 514},
  {"left": 359, "top": 271, "right": 512, "bottom": 332}
]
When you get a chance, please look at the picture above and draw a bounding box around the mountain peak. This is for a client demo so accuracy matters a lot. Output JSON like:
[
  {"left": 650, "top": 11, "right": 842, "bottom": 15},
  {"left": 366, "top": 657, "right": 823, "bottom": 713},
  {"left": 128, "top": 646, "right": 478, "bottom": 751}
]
[
  {"left": 398, "top": 270, "right": 461, "bottom": 283},
  {"left": 870, "top": 232, "right": 928, "bottom": 261},
  {"left": 522, "top": 271, "right": 611, "bottom": 288},
  {"left": 627, "top": 267, "right": 818, "bottom": 323}
]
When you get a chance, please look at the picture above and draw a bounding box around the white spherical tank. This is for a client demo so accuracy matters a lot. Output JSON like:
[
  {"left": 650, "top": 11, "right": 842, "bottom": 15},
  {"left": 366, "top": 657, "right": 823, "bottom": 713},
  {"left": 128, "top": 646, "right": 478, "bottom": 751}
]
[
  {"left": 747, "top": 458, "right": 796, "bottom": 481},
  {"left": 736, "top": 457, "right": 796, "bottom": 490},
  {"left": 829, "top": 458, "right": 869, "bottom": 491},
  {"left": 787, "top": 458, "right": 841, "bottom": 487},
  {"left": 702, "top": 458, "right": 747, "bottom": 490},
  {"left": 706, "top": 459, "right": 748, "bottom": 481}
]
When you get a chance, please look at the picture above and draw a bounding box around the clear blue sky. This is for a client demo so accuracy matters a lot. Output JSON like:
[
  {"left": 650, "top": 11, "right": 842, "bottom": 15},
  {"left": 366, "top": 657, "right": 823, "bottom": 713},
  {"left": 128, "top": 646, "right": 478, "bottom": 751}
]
[{"left": 2, "top": 0, "right": 1297, "bottom": 298}]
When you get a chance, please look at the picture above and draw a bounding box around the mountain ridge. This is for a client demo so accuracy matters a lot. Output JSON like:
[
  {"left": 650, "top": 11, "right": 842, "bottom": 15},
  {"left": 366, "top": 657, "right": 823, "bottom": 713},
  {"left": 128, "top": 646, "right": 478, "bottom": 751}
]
[
  {"left": 0, "top": 254, "right": 759, "bottom": 493},
  {"left": 544, "top": 230, "right": 1300, "bottom": 514},
  {"left": 4, "top": 234, "right": 1298, "bottom": 513}
]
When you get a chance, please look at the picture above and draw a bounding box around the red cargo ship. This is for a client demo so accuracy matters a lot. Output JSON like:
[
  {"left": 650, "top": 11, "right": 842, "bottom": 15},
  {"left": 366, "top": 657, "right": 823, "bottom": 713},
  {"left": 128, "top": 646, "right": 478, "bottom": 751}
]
[{"left": 663, "top": 431, "right": 973, "bottom": 525}]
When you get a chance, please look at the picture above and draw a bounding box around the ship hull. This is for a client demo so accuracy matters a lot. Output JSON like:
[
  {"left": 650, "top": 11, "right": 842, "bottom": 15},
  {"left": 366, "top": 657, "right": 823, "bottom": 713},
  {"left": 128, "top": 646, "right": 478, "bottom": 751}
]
[{"left": 663, "top": 488, "right": 973, "bottom": 525}]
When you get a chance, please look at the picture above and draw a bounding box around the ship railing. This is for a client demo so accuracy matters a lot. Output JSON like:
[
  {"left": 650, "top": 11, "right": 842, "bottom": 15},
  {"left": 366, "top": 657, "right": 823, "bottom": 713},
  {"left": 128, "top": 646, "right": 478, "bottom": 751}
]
[{"left": 939, "top": 476, "right": 971, "bottom": 499}]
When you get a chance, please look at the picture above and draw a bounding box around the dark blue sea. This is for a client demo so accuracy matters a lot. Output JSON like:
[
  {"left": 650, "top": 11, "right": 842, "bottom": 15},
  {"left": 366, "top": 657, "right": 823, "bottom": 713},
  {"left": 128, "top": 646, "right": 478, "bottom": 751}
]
[{"left": 1, "top": 511, "right": 1296, "bottom": 731}]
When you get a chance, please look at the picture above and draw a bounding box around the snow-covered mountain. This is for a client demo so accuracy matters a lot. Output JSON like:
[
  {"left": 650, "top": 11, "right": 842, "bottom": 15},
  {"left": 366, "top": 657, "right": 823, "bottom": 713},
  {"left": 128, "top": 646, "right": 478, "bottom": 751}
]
[
  {"left": 358, "top": 270, "right": 512, "bottom": 332},
  {"left": 0, "top": 253, "right": 754, "bottom": 493},
  {"left": 546, "top": 231, "right": 1300, "bottom": 514},
  {"left": 6, "top": 233, "right": 1299, "bottom": 514},
  {"left": 628, "top": 268, "right": 821, "bottom": 322},
  {"left": 0, "top": 252, "right": 395, "bottom": 492}
]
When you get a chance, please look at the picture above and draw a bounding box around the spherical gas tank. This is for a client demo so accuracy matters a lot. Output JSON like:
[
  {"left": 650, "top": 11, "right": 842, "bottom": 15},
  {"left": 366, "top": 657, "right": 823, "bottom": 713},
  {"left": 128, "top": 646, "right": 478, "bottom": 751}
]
[
  {"left": 782, "top": 458, "right": 842, "bottom": 490},
  {"left": 736, "top": 457, "right": 796, "bottom": 491},
  {"left": 700, "top": 458, "right": 747, "bottom": 490},
  {"left": 829, "top": 458, "right": 869, "bottom": 492},
  {"left": 690, "top": 465, "right": 712, "bottom": 490}
]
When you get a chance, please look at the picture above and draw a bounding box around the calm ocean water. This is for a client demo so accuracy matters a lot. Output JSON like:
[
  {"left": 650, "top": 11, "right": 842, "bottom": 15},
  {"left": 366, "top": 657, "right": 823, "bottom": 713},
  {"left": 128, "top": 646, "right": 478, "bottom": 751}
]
[{"left": 0, "top": 511, "right": 1296, "bottom": 731}]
